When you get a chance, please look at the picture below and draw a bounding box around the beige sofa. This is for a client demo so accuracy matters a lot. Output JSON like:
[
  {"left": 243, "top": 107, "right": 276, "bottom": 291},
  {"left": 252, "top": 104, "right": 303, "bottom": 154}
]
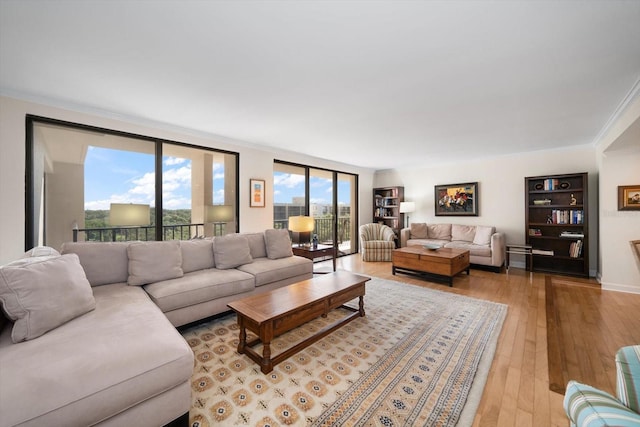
[
  {"left": 400, "top": 223, "right": 505, "bottom": 272},
  {"left": 0, "top": 230, "right": 312, "bottom": 427}
]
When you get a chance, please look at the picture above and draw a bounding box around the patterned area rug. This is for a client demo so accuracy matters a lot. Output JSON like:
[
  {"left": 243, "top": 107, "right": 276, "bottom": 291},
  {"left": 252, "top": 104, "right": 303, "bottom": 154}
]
[{"left": 181, "top": 276, "right": 507, "bottom": 427}]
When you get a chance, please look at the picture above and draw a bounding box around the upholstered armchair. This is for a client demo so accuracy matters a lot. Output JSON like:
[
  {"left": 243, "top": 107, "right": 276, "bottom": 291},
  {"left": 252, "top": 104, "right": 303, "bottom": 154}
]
[{"left": 359, "top": 223, "right": 396, "bottom": 261}]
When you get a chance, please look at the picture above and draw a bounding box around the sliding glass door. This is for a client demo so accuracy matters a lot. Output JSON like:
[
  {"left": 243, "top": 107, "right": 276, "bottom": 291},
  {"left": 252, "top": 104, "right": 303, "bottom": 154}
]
[
  {"left": 26, "top": 116, "right": 239, "bottom": 251},
  {"left": 273, "top": 161, "right": 357, "bottom": 255}
]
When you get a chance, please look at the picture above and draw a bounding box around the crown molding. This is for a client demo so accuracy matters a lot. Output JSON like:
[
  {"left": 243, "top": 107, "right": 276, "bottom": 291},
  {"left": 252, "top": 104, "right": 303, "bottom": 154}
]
[{"left": 592, "top": 76, "right": 640, "bottom": 148}]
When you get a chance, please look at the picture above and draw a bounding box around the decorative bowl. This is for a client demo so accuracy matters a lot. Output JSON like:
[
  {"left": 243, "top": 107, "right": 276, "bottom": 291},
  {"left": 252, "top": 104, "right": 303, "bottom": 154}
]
[{"left": 423, "top": 243, "right": 442, "bottom": 251}]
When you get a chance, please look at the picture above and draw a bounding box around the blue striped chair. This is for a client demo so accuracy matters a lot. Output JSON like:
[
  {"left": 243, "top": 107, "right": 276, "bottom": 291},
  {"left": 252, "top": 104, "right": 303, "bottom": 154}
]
[
  {"left": 359, "top": 223, "right": 396, "bottom": 262},
  {"left": 564, "top": 345, "right": 640, "bottom": 426}
]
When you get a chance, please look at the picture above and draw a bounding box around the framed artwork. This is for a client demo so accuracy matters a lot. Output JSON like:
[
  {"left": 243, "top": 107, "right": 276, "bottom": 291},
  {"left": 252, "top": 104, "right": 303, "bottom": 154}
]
[
  {"left": 435, "top": 182, "right": 478, "bottom": 216},
  {"left": 250, "top": 179, "right": 265, "bottom": 208},
  {"left": 618, "top": 185, "right": 640, "bottom": 211}
]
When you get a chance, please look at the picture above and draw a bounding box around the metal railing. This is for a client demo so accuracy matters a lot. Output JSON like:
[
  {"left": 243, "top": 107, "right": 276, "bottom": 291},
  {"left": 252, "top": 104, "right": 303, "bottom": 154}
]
[
  {"left": 274, "top": 217, "right": 351, "bottom": 244},
  {"left": 72, "top": 223, "right": 206, "bottom": 242}
]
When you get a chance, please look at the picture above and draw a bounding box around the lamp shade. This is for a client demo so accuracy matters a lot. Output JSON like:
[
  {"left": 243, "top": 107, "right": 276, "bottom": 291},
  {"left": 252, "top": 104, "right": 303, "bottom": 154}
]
[
  {"left": 399, "top": 201, "right": 415, "bottom": 213},
  {"left": 109, "top": 203, "right": 150, "bottom": 226},
  {"left": 288, "top": 216, "right": 315, "bottom": 232},
  {"left": 206, "top": 205, "right": 234, "bottom": 223}
]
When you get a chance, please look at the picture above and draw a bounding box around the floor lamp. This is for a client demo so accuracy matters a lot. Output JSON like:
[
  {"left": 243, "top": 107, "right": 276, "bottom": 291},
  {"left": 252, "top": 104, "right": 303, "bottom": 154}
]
[
  {"left": 207, "top": 205, "right": 234, "bottom": 236},
  {"left": 109, "top": 203, "right": 151, "bottom": 241},
  {"left": 399, "top": 201, "right": 415, "bottom": 229}
]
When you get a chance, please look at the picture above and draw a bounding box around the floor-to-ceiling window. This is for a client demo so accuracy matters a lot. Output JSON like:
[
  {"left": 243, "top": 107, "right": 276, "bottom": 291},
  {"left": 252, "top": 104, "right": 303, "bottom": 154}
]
[
  {"left": 25, "top": 116, "right": 239, "bottom": 251},
  {"left": 273, "top": 160, "right": 357, "bottom": 255}
]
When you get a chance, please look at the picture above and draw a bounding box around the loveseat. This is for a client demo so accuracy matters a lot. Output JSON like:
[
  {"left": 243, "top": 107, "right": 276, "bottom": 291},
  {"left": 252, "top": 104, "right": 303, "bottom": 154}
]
[
  {"left": 564, "top": 344, "right": 640, "bottom": 426},
  {"left": 0, "top": 230, "right": 313, "bottom": 427},
  {"left": 400, "top": 223, "right": 505, "bottom": 272}
]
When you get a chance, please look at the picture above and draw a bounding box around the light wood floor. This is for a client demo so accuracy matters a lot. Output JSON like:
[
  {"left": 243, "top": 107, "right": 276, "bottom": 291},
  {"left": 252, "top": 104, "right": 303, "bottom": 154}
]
[{"left": 313, "top": 254, "right": 640, "bottom": 427}]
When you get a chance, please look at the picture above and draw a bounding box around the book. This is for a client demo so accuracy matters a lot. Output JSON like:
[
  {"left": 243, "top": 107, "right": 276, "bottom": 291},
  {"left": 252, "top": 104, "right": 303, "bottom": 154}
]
[{"left": 532, "top": 249, "right": 554, "bottom": 256}]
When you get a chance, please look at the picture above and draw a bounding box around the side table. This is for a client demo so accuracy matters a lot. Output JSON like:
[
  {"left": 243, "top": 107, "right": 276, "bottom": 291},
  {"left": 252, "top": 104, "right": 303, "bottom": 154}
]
[
  {"left": 505, "top": 243, "right": 533, "bottom": 281},
  {"left": 292, "top": 244, "right": 336, "bottom": 273}
]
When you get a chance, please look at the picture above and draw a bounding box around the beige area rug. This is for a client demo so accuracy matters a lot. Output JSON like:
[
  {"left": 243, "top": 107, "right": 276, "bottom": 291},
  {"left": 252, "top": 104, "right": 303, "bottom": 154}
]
[{"left": 181, "top": 276, "right": 507, "bottom": 427}]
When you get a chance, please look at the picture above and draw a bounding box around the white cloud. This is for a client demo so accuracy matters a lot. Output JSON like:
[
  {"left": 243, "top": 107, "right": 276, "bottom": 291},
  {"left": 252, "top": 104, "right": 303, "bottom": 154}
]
[
  {"left": 164, "top": 157, "right": 186, "bottom": 166},
  {"left": 274, "top": 173, "right": 304, "bottom": 188}
]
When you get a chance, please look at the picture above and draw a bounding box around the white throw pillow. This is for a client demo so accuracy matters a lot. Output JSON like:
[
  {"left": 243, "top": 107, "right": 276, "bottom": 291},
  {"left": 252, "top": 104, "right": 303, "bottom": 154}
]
[
  {"left": 22, "top": 246, "right": 61, "bottom": 258},
  {"left": 473, "top": 226, "right": 495, "bottom": 246},
  {"left": 213, "top": 234, "right": 253, "bottom": 269},
  {"left": 0, "top": 254, "right": 96, "bottom": 343},
  {"left": 264, "top": 229, "right": 293, "bottom": 259},
  {"left": 127, "top": 241, "right": 183, "bottom": 286}
]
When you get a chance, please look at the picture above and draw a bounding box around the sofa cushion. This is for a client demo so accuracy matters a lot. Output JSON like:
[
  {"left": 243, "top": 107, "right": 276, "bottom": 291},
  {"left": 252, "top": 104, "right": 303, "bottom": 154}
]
[
  {"left": 237, "top": 256, "right": 312, "bottom": 287},
  {"left": 428, "top": 224, "right": 452, "bottom": 240},
  {"left": 245, "top": 232, "right": 268, "bottom": 259},
  {"left": 445, "top": 241, "right": 492, "bottom": 257},
  {"left": 213, "top": 234, "right": 253, "bottom": 269},
  {"left": 473, "top": 225, "right": 495, "bottom": 246},
  {"left": 128, "top": 241, "right": 183, "bottom": 286},
  {"left": 0, "top": 254, "right": 95, "bottom": 343},
  {"left": 144, "top": 268, "right": 255, "bottom": 312},
  {"left": 265, "top": 228, "right": 294, "bottom": 259},
  {"left": 407, "top": 239, "right": 449, "bottom": 248},
  {"left": 61, "top": 241, "right": 130, "bottom": 286},
  {"left": 180, "top": 239, "right": 215, "bottom": 273},
  {"left": 410, "top": 223, "right": 429, "bottom": 239},
  {"left": 452, "top": 224, "right": 476, "bottom": 242},
  {"left": 0, "top": 284, "right": 193, "bottom": 427},
  {"left": 616, "top": 345, "right": 640, "bottom": 414}
]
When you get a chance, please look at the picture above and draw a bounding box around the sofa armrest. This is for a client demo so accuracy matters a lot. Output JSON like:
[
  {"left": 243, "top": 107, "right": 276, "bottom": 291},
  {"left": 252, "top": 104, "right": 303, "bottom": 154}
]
[
  {"left": 400, "top": 228, "right": 411, "bottom": 247},
  {"left": 490, "top": 232, "right": 505, "bottom": 267},
  {"left": 616, "top": 345, "right": 640, "bottom": 413},
  {"left": 564, "top": 380, "right": 640, "bottom": 426}
]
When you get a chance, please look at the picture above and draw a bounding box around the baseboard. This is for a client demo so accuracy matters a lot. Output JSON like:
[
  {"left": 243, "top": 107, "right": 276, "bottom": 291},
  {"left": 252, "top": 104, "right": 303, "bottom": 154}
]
[{"left": 601, "top": 281, "right": 640, "bottom": 294}]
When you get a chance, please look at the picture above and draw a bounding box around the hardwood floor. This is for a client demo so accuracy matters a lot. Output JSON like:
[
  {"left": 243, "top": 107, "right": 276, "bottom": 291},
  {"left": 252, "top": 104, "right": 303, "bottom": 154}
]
[{"left": 313, "top": 254, "right": 640, "bottom": 427}]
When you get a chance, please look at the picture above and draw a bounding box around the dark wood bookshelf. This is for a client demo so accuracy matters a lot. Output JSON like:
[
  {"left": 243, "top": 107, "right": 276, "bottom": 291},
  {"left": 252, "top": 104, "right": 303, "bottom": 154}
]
[
  {"left": 525, "top": 173, "right": 588, "bottom": 277},
  {"left": 373, "top": 186, "right": 404, "bottom": 244}
]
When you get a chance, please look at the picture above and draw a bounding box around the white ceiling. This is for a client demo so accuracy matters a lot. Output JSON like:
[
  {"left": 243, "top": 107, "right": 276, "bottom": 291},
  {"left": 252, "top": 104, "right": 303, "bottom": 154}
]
[{"left": 1, "top": 0, "right": 639, "bottom": 170}]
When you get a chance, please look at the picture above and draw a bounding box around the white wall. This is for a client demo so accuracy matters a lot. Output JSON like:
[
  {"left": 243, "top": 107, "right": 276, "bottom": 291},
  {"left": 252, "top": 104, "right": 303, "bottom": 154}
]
[
  {"left": 0, "top": 96, "right": 375, "bottom": 264},
  {"left": 373, "top": 146, "right": 599, "bottom": 274},
  {"left": 595, "top": 90, "right": 640, "bottom": 294}
]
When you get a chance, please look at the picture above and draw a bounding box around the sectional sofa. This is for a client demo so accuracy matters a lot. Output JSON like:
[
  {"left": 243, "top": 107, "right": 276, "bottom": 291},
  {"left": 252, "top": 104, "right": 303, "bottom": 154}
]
[
  {"left": 400, "top": 223, "right": 505, "bottom": 271},
  {"left": 0, "top": 230, "right": 313, "bottom": 427}
]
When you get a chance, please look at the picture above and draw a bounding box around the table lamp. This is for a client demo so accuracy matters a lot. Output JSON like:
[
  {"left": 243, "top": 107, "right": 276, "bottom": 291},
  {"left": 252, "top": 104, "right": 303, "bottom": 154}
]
[
  {"left": 288, "top": 215, "right": 315, "bottom": 247},
  {"left": 399, "top": 201, "right": 415, "bottom": 228}
]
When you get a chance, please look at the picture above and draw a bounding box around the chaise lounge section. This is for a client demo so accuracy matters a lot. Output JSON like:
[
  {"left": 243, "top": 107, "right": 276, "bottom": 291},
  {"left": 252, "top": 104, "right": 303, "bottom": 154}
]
[{"left": 0, "top": 230, "right": 312, "bottom": 427}]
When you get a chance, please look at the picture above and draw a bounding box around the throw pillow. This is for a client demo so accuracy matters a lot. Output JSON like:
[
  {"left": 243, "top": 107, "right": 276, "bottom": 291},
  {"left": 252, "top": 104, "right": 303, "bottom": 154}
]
[
  {"left": 180, "top": 238, "right": 215, "bottom": 273},
  {"left": 22, "top": 246, "right": 61, "bottom": 258},
  {"left": 0, "top": 254, "right": 96, "bottom": 343},
  {"left": 264, "top": 229, "right": 293, "bottom": 259},
  {"left": 428, "top": 223, "right": 452, "bottom": 240},
  {"left": 245, "top": 233, "right": 268, "bottom": 258},
  {"left": 452, "top": 224, "right": 476, "bottom": 242},
  {"left": 213, "top": 234, "right": 253, "bottom": 269},
  {"left": 127, "top": 241, "right": 183, "bottom": 286},
  {"left": 473, "top": 225, "right": 495, "bottom": 246},
  {"left": 410, "top": 223, "right": 429, "bottom": 239}
]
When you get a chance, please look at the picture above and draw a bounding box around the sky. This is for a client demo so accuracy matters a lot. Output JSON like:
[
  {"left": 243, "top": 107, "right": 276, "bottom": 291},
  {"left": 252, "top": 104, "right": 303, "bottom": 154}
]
[{"left": 84, "top": 147, "right": 351, "bottom": 210}]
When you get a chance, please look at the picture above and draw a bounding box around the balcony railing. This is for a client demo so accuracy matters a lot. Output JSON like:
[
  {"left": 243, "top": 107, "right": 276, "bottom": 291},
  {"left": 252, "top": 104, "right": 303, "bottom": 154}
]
[
  {"left": 73, "top": 223, "right": 206, "bottom": 242},
  {"left": 274, "top": 217, "right": 351, "bottom": 245}
]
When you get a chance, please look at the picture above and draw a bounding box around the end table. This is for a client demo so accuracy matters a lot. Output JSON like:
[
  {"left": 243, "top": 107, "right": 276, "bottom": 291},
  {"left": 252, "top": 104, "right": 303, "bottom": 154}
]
[{"left": 292, "top": 244, "right": 336, "bottom": 273}]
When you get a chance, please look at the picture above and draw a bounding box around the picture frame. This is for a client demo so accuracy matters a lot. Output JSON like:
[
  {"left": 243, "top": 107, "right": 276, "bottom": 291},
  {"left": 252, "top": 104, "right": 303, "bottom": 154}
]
[
  {"left": 250, "top": 179, "right": 265, "bottom": 208},
  {"left": 618, "top": 185, "right": 640, "bottom": 211},
  {"left": 434, "top": 182, "right": 478, "bottom": 216}
]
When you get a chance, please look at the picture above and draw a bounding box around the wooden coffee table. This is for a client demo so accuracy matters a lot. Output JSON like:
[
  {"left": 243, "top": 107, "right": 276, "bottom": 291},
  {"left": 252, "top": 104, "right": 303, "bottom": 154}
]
[
  {"left": 392, "top": 246, "right": 470, "bottom": 286},
  {"left": 227, "top": 271, "right": 370, "bottom": 373}
]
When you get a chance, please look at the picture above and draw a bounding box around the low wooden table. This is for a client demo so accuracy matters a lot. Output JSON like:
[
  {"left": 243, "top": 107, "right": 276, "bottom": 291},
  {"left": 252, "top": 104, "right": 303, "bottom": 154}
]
[
  {"left": 392, "top": 246, "right": 470, "bottom": 286},
  {"left": 292, "top": 244, "right": 336, "bottom": 273},
  {"left": 227, "top": 271, "right": 370, "bottom": 373}
]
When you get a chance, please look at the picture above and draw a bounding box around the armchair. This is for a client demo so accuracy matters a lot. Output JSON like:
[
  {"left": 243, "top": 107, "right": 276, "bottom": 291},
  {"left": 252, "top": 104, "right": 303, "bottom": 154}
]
[{"left": 359, "top": 223, "right": 396, "bottom": 262}]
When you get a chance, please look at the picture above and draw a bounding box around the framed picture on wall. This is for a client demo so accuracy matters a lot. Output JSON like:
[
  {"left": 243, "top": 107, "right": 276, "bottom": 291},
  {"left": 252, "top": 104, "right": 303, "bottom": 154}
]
[
  {"left": 250, "top": 179, "right": 265, "bottom": 208},
  {"left": 434, "top": 182, "right": 478, "bottom": 216},
  {"left": 618, "top": 185, "right": 640, "bottom": 211}
]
